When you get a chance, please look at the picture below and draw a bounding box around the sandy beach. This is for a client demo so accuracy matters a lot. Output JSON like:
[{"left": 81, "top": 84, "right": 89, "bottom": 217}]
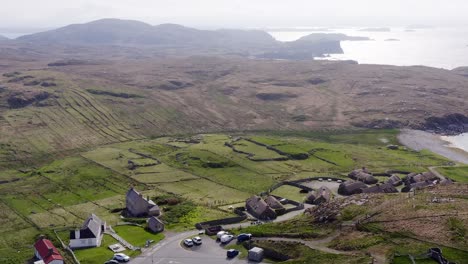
[{"left": 398, "top": 129, "right": 468, "bottom": 164}]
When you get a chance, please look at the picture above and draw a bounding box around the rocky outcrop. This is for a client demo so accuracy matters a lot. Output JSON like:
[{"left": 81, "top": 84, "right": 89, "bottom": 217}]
[
  {"left": 352, "top": 119, "right": 405, "bottom": 129},
  {"left": 421, "top": 113, "right": 468, "bottom": 135},
  {"left": 157, "top": 80, "right": 193, "bottom": 90},
  {"left": 256, "top": 93, "right": 298, "bottom": 101},
  {"left": 48, "top": 59, "right": 99, "bottom": 67},
  {"left": 7, "top": 91, "right": 50, "bottom": 109},
  {"left": 86, "top": 89, "right": 143, "bottom": 98}
]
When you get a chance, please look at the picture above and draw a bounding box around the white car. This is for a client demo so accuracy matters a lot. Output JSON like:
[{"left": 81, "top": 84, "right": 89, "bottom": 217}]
[
  {"left": 183, "top": 238, "right": 194, "bottom": 247},
  {"left": 220, "top": 234, "right": 234, "bottom": 244},
  {"left": 113, "top": 253, "right": 130, "bottom": 262},
  {"left": 192, "top": 236, "right": 202, "bottom": 245},
  {"left": 217, "top": 231, "right": 228, "bottom": 239}
]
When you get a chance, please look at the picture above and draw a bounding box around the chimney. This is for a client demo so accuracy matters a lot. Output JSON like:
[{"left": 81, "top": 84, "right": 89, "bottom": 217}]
[
  {"left": 48, "top": 248, "right": 53, "bottom": 256},
  {"left": 147, "top": 196, "right": 150, "bottom": 201}
]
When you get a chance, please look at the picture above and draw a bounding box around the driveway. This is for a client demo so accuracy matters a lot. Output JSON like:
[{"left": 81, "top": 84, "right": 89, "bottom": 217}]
[
  {"left": 130, "top": 204, "right": 311, "bottom": 264},
  {"left": 130, "top": 231, "right": 264, "bottom": 264}
]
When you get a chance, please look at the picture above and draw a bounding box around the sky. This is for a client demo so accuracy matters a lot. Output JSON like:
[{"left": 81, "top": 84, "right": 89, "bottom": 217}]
[{"left": 1, "top": 0, "right": 468, "bottom": 30}]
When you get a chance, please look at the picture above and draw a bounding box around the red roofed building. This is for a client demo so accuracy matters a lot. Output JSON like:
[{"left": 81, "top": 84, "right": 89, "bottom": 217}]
[{"left": 34, "top": 238, "right": 64, "bottom": 264}]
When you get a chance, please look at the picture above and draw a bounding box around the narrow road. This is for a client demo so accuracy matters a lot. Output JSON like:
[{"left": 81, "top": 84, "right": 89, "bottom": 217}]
[
  {"left": 252, "top": 232, "right": 352, "bottom": 255},
  {"left": 428, "top": 166, "right": 447, "bottom": 181},
  {"left": 130, "top": 204, "right": 314, "bottom": 264}
]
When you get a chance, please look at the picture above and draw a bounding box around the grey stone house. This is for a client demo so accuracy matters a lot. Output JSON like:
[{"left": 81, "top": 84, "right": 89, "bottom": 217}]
[{"left": 126, "top": 187, "right": 160, "bottom": 217}]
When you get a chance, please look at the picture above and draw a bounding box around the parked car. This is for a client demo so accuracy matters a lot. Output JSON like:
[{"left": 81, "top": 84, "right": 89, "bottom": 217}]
[
  {"left": 183, "top": 238, "right": 194, "bottom": 247},
  {"left": 328, "top": 178, "right": 332, "bottom": 182},
  {"left": 217, "top": 230, "right": 228, "bottom": 239},
  {"left": 220, "top": 234, "right": 234, "bottom": 244},
  {"left": 337, "top": 180, "right": 343, "bottom": 183},
  {"left": 192, "top": 236, "right": 202, "bottom": 245},
  {"left": 227, "top": 249, "right": 240, "bottom": 258},
  {"left": 104, "top": 260, "right": 119, "bottom": 264},
  {"left": 237, "top": 233, "right": 252, "bottom": 242},
  {"left": 318, "top": 178, "right": 323, "bottom": 181},
  {"left": 113, "top": 253, "right": 130, "bottom": 262}
]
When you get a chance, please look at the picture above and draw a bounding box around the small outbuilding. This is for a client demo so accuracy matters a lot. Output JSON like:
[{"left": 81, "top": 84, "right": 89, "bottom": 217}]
[
  {"left": 308, "top": 186, "right": 331, "bottom": 205},
  {"left": 248, "top": 247, "right": 264, "bottom": 262},
  {"left": 148, "top": 216, "right": 164, "bottom": 233}
]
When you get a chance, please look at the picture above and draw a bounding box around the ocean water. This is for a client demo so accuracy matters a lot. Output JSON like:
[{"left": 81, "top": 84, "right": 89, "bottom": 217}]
[
  {"left": 268, "top": 27, "right": 468, "bottom": 69},
  {"left": 442, "top": 133, "right": 468, "bottom": 153}
]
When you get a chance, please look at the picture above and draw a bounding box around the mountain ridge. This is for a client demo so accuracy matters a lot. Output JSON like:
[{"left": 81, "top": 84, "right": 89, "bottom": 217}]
[{"left": 16, "top": 18, "right": 364, "bottom": 59}]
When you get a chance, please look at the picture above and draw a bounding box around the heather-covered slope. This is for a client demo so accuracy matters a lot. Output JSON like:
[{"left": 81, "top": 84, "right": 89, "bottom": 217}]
[{"left": 0, "top": 57, "right": 467, "bottom": 168}]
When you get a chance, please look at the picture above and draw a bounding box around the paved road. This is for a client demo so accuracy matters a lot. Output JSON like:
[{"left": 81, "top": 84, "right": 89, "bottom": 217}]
[
  {"left": 130, "top": 206, "right": 312, "bottom": 264},
  {"left": 130, "top": 231, "right": 264, "bottom": 264}
]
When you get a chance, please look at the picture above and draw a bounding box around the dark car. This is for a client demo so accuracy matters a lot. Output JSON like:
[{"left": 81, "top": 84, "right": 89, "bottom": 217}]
[
  {"left": 104, "top": 260, "right": 119, "bottom": 264},
  {"left": 237, "top": 233, "right": 252, "bottom": 242},
  {"left": 227, "top": 249, "right": 239, "bottom": 258}
]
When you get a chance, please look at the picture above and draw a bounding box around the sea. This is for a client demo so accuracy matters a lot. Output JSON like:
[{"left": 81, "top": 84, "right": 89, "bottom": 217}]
[
  {"left": 269, "top": 27, "right": 468, "bottom": 154},
  {"left": 268, "top": 27, "right": 468, "bottom": 70},
  {"left": 441, "top": 133, "right": 468, "bottom": 154}
]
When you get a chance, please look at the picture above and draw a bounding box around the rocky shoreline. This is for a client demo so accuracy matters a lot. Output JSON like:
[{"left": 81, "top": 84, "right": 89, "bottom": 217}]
[{"left": 398, "top": 129, "right": 468, "bottom": 164}]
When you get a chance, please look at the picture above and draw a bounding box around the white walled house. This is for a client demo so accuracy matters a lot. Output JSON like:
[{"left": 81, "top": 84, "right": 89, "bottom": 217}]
[{"left": 69, "top": 214, "right": 106, "bottom": 249}]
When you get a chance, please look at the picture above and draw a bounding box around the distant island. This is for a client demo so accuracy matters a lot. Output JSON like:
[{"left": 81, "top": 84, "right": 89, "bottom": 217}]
[
  {"left": 15, "top": 19, "right": 373, "bottom": 60},
  {"left": 265, "top": 27, "right": 331, "bottom": 32},
  {"left": 385, "top": 38, "right": 400, "bottom": 41},
  {"left": 0, "top": 35, "right": 9, "bottom": 41},
  {"left": 358, "top": 27, "right": 391, "bottom": 32},
  {"left": 295, "top": 33, "right": 371, "bottom": 42},
  {"left": 406, "top": 24, "right": 435, "bottom": 29}
]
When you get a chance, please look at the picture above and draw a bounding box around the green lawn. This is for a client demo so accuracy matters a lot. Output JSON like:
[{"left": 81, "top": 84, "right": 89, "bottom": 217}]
[
  {"left": 271, "top": 185, "right": 307, "bottom": 202},
  {"left": 74, "top": 234, "right": 139, "bottom": 264},
  {"left": 113, "top": 225, "right": 164, "bottom": 247},
  {"left": 435, "top": 166, "right": 468, "bottom": 183}
]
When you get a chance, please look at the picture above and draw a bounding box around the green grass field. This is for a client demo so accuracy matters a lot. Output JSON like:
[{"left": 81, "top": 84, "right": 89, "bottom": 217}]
[
  {"left": 112, "top": 225, "right": 164, "bottom": 247},
  {"left": 0, "top": 129, "right": 459, "bottom": 263},
  {"left": 435, "top": 166, "right": 468, "bottom": 183}
]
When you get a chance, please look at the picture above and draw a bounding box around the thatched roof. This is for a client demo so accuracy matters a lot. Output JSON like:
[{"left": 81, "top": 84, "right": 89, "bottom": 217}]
[
  {"left": 264, "top": 195, "right": 284, "bottom": 210},
  {"left": 362, "top": 183, "right": 398, "bottom": 194},
  {"left": 348, "top": 167, "right": 378, "bottom": 184},
  {"left": 338, "top": 181, "right": 368, "bottom": 195},
  {"left": 386, "top": 174, "right": 402, "bottom": 186}
]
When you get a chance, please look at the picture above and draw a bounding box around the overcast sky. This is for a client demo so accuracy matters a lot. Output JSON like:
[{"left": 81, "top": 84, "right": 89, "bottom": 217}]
[{"left": 2, "top": 0, "right": 468, "bottom": 30}]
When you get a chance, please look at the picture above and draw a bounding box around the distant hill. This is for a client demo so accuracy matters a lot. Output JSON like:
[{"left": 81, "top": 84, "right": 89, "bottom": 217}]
[
  {"left": 16, "top": 19, "right": 358, "bottom": 58},
  {"left": 0, "top": 35, "right": 9, "bottom": 41},
  {"left": 17, "top": 19, "right": 276, "bottom": 48}
]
